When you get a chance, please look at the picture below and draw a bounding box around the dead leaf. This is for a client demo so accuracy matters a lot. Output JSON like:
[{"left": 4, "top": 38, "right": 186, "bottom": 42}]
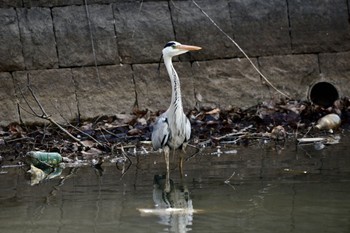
[{"left": 205, "top": 108, "right": 220, "bottom": 115}]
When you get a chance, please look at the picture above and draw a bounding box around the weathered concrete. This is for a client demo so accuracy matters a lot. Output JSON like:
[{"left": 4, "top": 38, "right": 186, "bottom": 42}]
[
  {"left": 318, "top": 52, "right": 350, "bottom": 98},
  {"left": 22, "top": 0, "right": 83, "bottom": 7},
  {"left": 288, "top": 0, "right": 350, "bottom": 53},
  {"left": 171, "top": 0, "right": 237, "bottom": 60},
  {"left": 113, "top": 1, "right": 174, "bottom": 64},
  {"left": 0, "top": 8, "right": 24, "bottom": 72},
  {"left": 258, "top": 54, "right": 320, "bottom": 101},
  {"left": 319, "top": 51, "right": 350, "bottom": 74},
  {"left": 0, "top": 72, "right": 17, "bottom": 125},
  {"left": 13, "top": 69, "right": 78, "bottom": 123},
  {"left": 17, "top": 7, "right": 58, "bottom": 70},
  {"left": 192, "top": 58, "right": 262, "bottom": 109},
  {"left": 0, "top": 0, "right": 350, "bottom": 125},
  {"left": 52, "top": 4, "right": 118, "bottom": 67},
  {"left": 228, "top": 0, "right": 291, "bottom": 56},
  {"left": 72, "top": 64, "right": 135, "bottom": 118},
  {"left": 0, "top": 0, "right": 22, "bottom": 8}
]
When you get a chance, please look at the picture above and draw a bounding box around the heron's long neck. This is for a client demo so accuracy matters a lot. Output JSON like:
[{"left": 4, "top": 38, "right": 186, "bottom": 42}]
[{"left": 164, "top": 56, "right": 183, "bottom": 112}]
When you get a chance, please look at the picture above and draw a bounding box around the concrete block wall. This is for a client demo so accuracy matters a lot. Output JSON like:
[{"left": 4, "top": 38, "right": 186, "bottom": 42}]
[{"left": 0, "top": 0, "right": 350, "bottom": 125}]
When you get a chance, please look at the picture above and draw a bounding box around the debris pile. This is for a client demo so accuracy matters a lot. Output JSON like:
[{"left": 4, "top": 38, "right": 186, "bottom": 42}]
[{"left": 0, "top": 97, "right": 349, "bottom": 167}]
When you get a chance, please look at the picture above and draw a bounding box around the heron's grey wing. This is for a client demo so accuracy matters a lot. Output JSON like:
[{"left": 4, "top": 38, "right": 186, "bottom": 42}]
[{"left": 151, "top": 115, "right": 170, "bottom": 150}]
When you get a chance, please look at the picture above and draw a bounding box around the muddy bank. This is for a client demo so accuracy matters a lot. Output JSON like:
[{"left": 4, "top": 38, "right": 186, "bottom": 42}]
[{"left": 0, "top": 97, "right": 349, "bottom": 169}]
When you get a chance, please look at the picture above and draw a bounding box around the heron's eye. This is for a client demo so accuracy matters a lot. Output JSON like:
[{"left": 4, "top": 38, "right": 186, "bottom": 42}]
[{"left": 172, "top": 45, "right": 177, "bottom": 49}]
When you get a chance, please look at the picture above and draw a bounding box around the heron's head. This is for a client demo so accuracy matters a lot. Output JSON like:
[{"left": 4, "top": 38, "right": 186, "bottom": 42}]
[{"left": 162, "top": 41, "right": 201, "bottom": 58}]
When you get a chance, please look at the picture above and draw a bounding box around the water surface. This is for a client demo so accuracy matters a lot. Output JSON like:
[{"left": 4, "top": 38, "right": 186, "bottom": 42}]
[{"left": 1, "top": 133, "right": 350, "bottom": 233}]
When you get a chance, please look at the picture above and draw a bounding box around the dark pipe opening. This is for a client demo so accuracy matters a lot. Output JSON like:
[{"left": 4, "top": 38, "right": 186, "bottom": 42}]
[{"left": 309, "top": 82, "right": 339, "bottom": 108}]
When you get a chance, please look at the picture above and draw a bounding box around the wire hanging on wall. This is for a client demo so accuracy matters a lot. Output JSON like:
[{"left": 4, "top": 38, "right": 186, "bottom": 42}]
[
  {"left": 190, "top": 0, "right": 291, "bottom": 99},
  {"left": 84, "top": 0, "right": 101, "bottom": 87}
]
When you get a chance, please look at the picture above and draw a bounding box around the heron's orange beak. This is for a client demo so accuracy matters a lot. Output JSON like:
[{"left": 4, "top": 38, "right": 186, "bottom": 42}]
[{"left": 177, "top": 44, "right": 202, "bottom": 51}]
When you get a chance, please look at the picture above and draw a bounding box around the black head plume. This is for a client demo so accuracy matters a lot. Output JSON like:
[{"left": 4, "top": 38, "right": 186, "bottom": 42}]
[{"left": 164, "top": 41, "right": 176, "bottom": 48}]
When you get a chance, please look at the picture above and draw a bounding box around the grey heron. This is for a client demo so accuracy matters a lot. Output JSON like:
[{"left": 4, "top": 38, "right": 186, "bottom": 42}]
[{"left": 152, "top": 41, "right": 201, "bottom": 192}]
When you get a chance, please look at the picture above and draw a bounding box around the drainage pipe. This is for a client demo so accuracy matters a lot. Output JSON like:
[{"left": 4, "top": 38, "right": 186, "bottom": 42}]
[{"left": 308, "top": 81, "right": 339, "bottom": 108}]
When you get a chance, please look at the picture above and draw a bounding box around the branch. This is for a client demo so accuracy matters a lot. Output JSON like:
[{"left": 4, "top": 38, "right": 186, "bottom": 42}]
[
  {"left": 19, "top": 78, "right": 86, "bottom": 148},
  {"left": 53, "top": 104, "right": 107, "bottom": 149}
]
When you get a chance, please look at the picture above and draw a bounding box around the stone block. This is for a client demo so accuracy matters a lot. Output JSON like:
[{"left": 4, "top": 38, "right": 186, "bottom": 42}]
[
  {"left": 319, "top": 52, "right": 350, "bottom": 97},
  {"left": 23, "top": 0, "right": 83, "bottom": 7},
  {"left": 52, "top": 4, "right": 118, "bottom": 67},
  {"left": 86, "top": 0, "right": 135, "bottom": 4},
  {"left": 0, "top": 0, "right": 22, "bottom": 7},
  {"left": 133, "top": 62, "right": 195, "bottom": 112},
  {"left": 0, "top": 72, "right": 18, "bottom": 126},
  {"left": 191, "top": 58, "right": 262, "bottom": 109},
  {"left": 0, "top": 8, "right": 25, "bottom": 72},
  {"left": 72, "top": 65, "right": 135, "bottom": 118},
  {"left": 17, "top": 7, "right": 58, "bottom": 70},
  {"left": 113, "top": 1, "right": 174, "bottom": 64},
  {"left": 288, "top": 0, "right": 350, "bottom": 53},
  {"left": 319, "top": 52, "right": 350, "bottom": 74},
  {"left": 13, "top": 69, "right": 78, "bottom": 123},
  {"left": 89, "top": 0, "right": 170, "bottom": 3},
  {"left": 170, "top": 0, "right": 237, "bottom": 60},
  {"left": 228, "top": 0, "right": 291, "bottom": 56},
  {"left": 258, "top": 54, "right": 319, "bottom": 100}
]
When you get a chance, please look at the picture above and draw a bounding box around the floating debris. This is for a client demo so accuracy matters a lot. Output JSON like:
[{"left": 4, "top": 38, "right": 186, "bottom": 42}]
[
  {"left": 270, "top": 125, "right": 286, "bottom": 140},
  {"left": 297, "top": 135, "right": 340, "bottom": 145},
  {"left": 314, "top": 141, "right": 325, "bottom": 150},
  {"left": 23, "top": 151, "right": 64, "bottom": 184},
  {"left": 45, "top": 167, "right": 63, "bottom": 180},
  {"left": 297, "top": 137, "right": 326, "bottom": 144},
  {"left": 283, "top": 168, "right": 308, "bottom": 174},
  {"left": 27, "top": 164, "right": 46, "bottom": 185},
  {"left": 24, "top": 151, "right": 62, "bottom": 170},
  {"left": 224, "top": 149, "right": 238, "bottom": 154},
  {"left": 211, "top": 147, "right": 222, "bottom": 157},
  {"left": 1, "top": 97, "right": 349, "bottom": 165},
  {"left": 315, "top": 113, "right": 341, "bottom": 131},
  {"left": 324, "top": 135, "right": 341, "bottom": 145}
]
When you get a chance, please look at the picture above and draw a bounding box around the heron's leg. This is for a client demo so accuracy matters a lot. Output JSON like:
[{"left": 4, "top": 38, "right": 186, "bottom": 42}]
[
  {"left": 179, "top": 153, "right": 184, "bottom": 179},
  {"left": 164, "top": 146, "right": 170, "bottom": 193},
  {"left": 179, "top": 143, "right": 187, "bottom": 179}
]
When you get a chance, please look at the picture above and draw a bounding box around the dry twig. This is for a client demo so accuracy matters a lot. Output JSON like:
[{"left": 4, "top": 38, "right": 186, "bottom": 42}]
[{"left": 18, "top": 77, "right": 85, "bottom": 148}]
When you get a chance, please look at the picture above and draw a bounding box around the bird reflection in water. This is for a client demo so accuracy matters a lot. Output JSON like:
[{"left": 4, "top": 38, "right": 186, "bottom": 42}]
[
  {"left": 152, "top": 174, "right": 193, "bottom": 233},
  {"left": 144, "top": 41, "right": 201, "bottom": 232}
]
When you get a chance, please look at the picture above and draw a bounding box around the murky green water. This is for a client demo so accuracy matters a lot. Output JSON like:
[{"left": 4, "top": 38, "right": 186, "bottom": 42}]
[{"left": 1, "top": 133, "right": 350, "bottom": 233}]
